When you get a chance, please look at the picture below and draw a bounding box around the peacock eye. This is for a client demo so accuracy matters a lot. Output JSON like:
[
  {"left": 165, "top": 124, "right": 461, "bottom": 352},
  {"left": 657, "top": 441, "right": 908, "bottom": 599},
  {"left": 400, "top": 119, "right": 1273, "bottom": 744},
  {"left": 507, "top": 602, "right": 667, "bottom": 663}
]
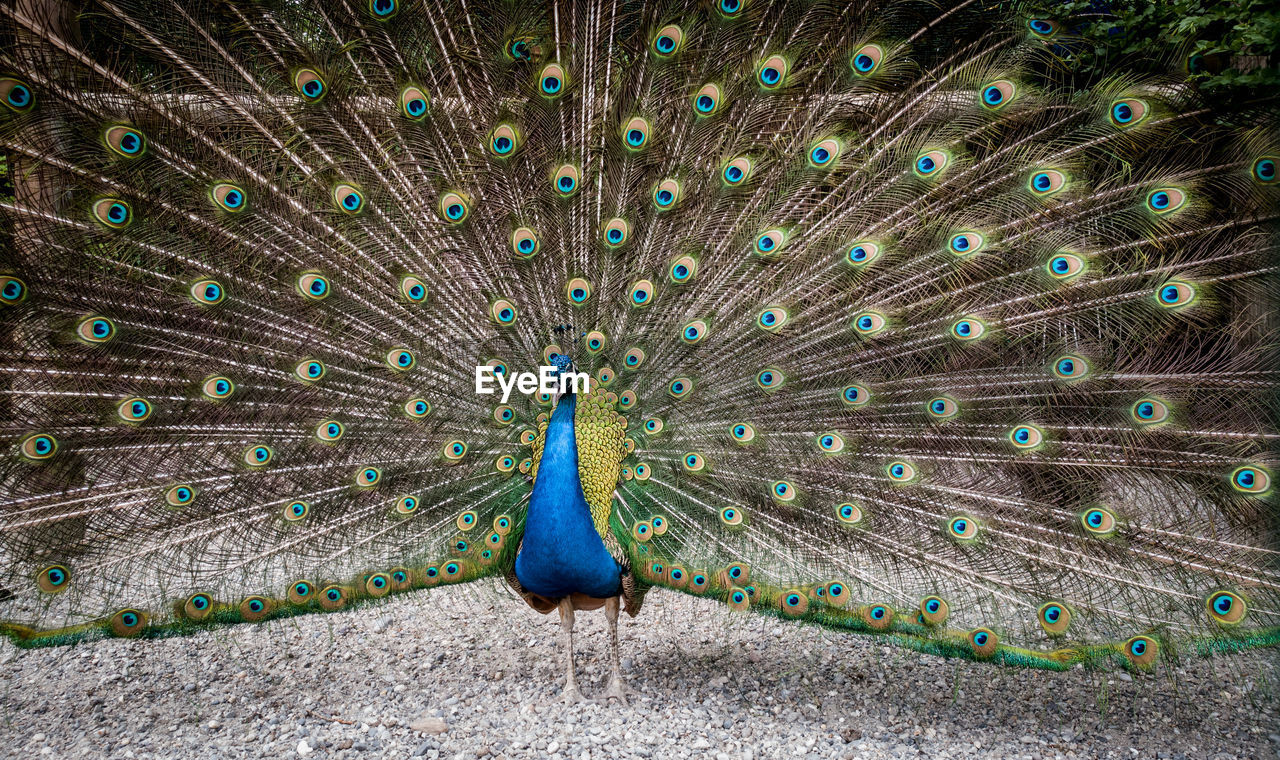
[
  {"left": 1253, "top": 157, "right": 1278, "bottom": 184},
  {"left": 949, "top": 231, "right": 985, "bottom": 256},
  {"left": 668, "top": 255, "right": 697, "bottom": 285},
  {"left": 491, "top": 298, "right": 518, "bottom": 326},
  {"left": 653, "top": 178, "right": 681, "bottom": 210},
  {"left": 439, "top": 191, "right": 471, "bottom": 223},
  {"left": 981, "top": 80, "right": 1016, "bottom": 110},
  {"left": 754, "top": 229, "right": 787, "bottom": 257},
  {"left": 602, "top": 217, "right": 630, "bottom": 248},
  {"left": 510, "top": 226, "right": 540, "bottom": 259},
  {"left": 117, "top": 397, "right": 152, "bottom": 423},
  {"left": 1123, "top": 635, "right": 1158, "bottom": 667},
  {"left": 1029, "top": 169, "right": 1067, "bottom": 197},
  {"left": 1052, "top": 355, "right": 1088, "bottom": 381},
  {"left": 385, "top": 347, "right": 415, "bottom": 371},
  {"left": 683, "top": 452, "right": 707, "bottom": 473},
  {"left": 692, "top": 83, "right": 722, "bottom": 116},
  {"left": 297, "top": 272, "right": 331, "bottom": 301},
  {"left": 1038, "top": 602, "right": 1072, "bottom": 635},
  {"left": 189, "top": 278, "right": 225, "bottom": 305},
  {"left": 243, "top": 445, "right": 274, "bottom": 467},
  {"left": 914, "top": 150, "right": 950, "bottom": 178},
  {"left": 756, "top": 306, "right": 789, "bottom": 332},
  {"left": 368, "top": 0, "right": 398, "bottom": 19},
  {"left": 681, "top": 320, "right": 707, "bottom": 345},
  {"left": 950, "top": 317, "right": 987, "bottom": 341},
  {"left": 76, "top": 315, "right": 116, "bottom": 343},
  {"left": 400, "top": 85, "right": 429, "bottom": 120},
  {"left": 0, "top": 77, "right": 35, "bottom": 112},
  {"left": 1146, "top": 187, "right": 1186, "bottom": 214},
  {"left": 634, "top": 463, "right": 650, "bottom": 480},
  {"left": 1009, "top": 424, "right": 1044, "bottom": 449},
  {"left": 845, "top": 241, "right": 882, "bottom": 268},
  {"left": 1206, "top": 590, "right": 1247, "bottom": 624},
  {"left": 650, "top": 24, "right": 684, "bottom": 57},
  {"left": 755, "top": 368, "right": 784, "bottom": 391},
  {"left": 211, "top": 183, "right": 247, "bottom": 212},
  {"left": 1230, "top": 465, "right": 1271, "bottom": 495},
  {"left": 1109, "top": 98, "right": 1148, "bottom": 128},
  {"left": 622, "top": 116, "right": 650, "bottom": 150},
  {"left": 947, "top": 515, "right": 978, "bottom": 540},
  {"left": 104, "top": 125, "right": 147, "bottom": 157},
  {"left": 1026, "top": 18, "right": 1059, "bottom": 38},
  {"left": 887, "top": 461, "right": 916, "bottom": 482},
  {"left": 203, "top": 375, "right": 234, "bottom": 399},
  {"left": 487, "top": 123, "right": 521, "bottom": 157},
  {"left": 444, "top": 440, "right": 467, "bottom": 461},
  {"left": 850, "top": 44, "right": 884, "bottom": 76},
  {"left": 495, "top": 455, "right": 516, "bottom": 473},
  {"left": 757, "top": 55, "right": 787, "bottom": 89},
  {"left": 841, "top": 384, "right": 871, "bottom": 407},
  {"left": 817, "top": 432, "right": 845, "bottom": 453},
  {"left": 969, "top": 628, "right": 999, "bottom": 658},
  {"left": 506, "top": 36, "right": 534, "bottom": 61},
  {"left": 539, "top": 63, "right": 566, "bottom": 96},
  {"left": 400, "top": 275, "right": 427, "bottom": 303},
  {"left": 1130, "top": 397, "right": 1169, "bottom": 425},
  {"left": 284, "top": 500, "right": 310, "bottom": 522},
  {"left": 1156, "top": 281, "right": 1195, "bottom": 309},
  {"left": 294, "top": 359, "right": 325, "bottom": 383},
  {"left": 165, "top": 484, "right": 196, "bottom": 507},
  {"left": 1046, "top": 252, "right": 1085, "bottom": 280},
  {"left": 722, "top": 157, "right": 753, "bottom": 186},
  {"left": 927, "top": 396, "right": 958, "bottom": 419},
  {"left": 0, "top": 275, "right": 27, "bottom": 305},
  {"left": 356, "top": 466, "right": 382, "bottom": 486},
  {"left": 315, "top": 419, "right": 344, "bottom": 442},
  {"left": 294, "top": 69, "right": 326, "bottom": 101},
  {"left": 1081, "top": 506, "right": 1118, "bottom": 536},
  {"left": 553, "top": 164, "right": 581, "bottom": 196},
  {"left": 395, "top": 495, "right": 418, "bottom": 515},
  {"left": 717, "top": 0, "right": 743, "bottom": 18},
  {"left": 565, "top": 277, "right": 591, "bottom": 305},
  {"left": 770, "top": 480, "right": 796, "bottom": 503},
  {"left": 93, "top": 198, "right": 133, "bottom": 229},
  {"left": 835, "top": 502, "right": 863, "bottom": 526},
  {"left": 808, "top": 138, "right": 841, "bottom": 168},
  {"left": 852, "top": 311, "right": 887, "bottom": 336},
  {"left": 920, "top": 596, "right": 949, "bottom": 625}
]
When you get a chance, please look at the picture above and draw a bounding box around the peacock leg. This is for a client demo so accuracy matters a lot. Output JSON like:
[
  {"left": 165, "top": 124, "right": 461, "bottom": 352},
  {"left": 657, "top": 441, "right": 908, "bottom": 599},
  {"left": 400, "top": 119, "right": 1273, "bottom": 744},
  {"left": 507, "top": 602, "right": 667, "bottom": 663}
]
[
  {"left": 558, "top": 597, "right": 585, "bottom": 704},
  {"left": 596, "top": 595, "right": 632, "bottom": 705}
]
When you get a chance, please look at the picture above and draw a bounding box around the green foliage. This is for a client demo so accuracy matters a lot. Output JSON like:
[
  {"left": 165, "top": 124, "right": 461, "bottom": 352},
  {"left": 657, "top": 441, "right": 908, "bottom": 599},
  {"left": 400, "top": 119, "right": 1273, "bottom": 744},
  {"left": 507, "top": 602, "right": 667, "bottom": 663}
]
[{"left": 1062, "top": 0, "right": 1280, "bottom": 98}]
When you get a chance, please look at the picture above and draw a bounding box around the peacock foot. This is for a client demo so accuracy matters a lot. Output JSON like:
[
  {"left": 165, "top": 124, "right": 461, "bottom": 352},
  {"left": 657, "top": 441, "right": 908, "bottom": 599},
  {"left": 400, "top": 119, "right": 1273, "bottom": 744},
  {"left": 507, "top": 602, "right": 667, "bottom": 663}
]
[
  {"left": 561, "top": 684, "right": 588, "bottom": 705},
  {"left": 593, "top": 677, "right": 633, "bottom": 705}
]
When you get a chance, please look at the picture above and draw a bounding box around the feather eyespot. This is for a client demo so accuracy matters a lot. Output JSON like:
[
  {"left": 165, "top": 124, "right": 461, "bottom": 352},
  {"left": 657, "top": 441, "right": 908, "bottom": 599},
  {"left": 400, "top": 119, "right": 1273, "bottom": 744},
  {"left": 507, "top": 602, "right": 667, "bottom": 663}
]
[
  {"left": 315, "top": 419, "right": 344, "bottom": 442},
  {"left": 628, "top": 279, "right": 654, "bottom": 308},
  {"left": 835, "top": 502, "right": 863, "bottom": 526},
  {"left": 817, "top": 432, "right": 845, "bottom": 453},
  {"left": 841, "top": 384, "right": 871, "bottom": 407},
  {"left": 92, "top": 198, "right": 132, "bottom": 229},
  {"left": 1253, "top": 157, "right": 1278, "bottom": 184},
  {"left": 850, "top": 44, "right": 884, "bottom": 76},
  {"left": 653, "top": 178, "right": 681, "bottom": 209},
  {"left": 692, "top": 84, "right": 722, "bottom": 116},
  {"left": 399, "top": 85, "right": 429, "bottom": 120},
  {"left": 809, "top": 138, "right": 841, "bottom": 168},
  {"left": 491, "top": 299, "right": 518, "bottom": 326},
  {"left": 400, "top": 397, "right": 430, "bottom": 420},
  {"left": 511, "top": 227, "right": 540, "bottom": 259},
  {"left": 1130, "top": 398, "right": 1168, "bottom": 425},
  {"left": 949, "top": 231, "right": 985, "bottom": 256},
  {"left": 0, "top": 275, "right": 27, "bottom": 305},
  {"left": 756, "top": 367, "right": 785, "bottom": 392},
  {"left": 914, "top": 150, "right": 950, "bottom": 178},
  {"left": 1038, "top": 603, "right": 1072, "bottom": 635},
  {"left": 947, "top": 515, "right": 978, "bottom": 541},
  {"left": 284, "top": 500, "right": 310, "bottom": 522},
  {"left": 506, "top": 36, "right": 537, "bottom": 61},
  {"left": 634, "top": 463, "right": 651, "bottom": 480},
  {"left": 681, "top": 320, "right": 707, "bottom": 345},
  {"left": 852, "top": 311, "right": 887, "bottom": 336},
  {"left": 757, "top": 306, "right": 788, "bottom": 332},
  {"left": 319, "top": 585, "right": 347, "bottom": 610},
  {"left": 950, "top": 317, "right": 987, "bottom": 341},
  {"left": 365, "top": 573, "right": 392, "bottom": 598},
  {"left": 683, "top": 452, "right": 707, "bottom": 473},
  {"left": 1146, "top": 187, "right": 1186, "bottom": 214},
  {"left": 395, "top": 495, "right": 419, "bottom": 515},
  {"left": 727, "top": 587, "right": 750, "bottom": 611},
  {"left": 184, "top": 593, "right": 214, "bottom": 620},
  {"left": 493, "top": 405, "right": 515, "bottom": 425},
  {"left": 356, "top": 466, "right": 382, "bottom": 486},
  {"left": 846, "top": 241, "right": 882, "bottom": 268},
  {"left": 203, "top": 375, "right": 234, "bottom": 400},
  {"left": 1009, "top": 424, "right": 1044, "bottom": 449},
  {"left": 297, "top": 272, "right": 331, "bottom": 301},
  {"left": 887, "top": 461, "right": 916, "bottom": 483},
  {"left": 618, "top": 390, "right": 636, "bottom": 409},
  {"left": 295, "top": 359, "right": 326, "bottom": 383},
  {"left": 443, "top": 440, "right": 467, "bottom": 462},
  {"left": 36, "top": 565, "right": 70, "bottom": 594},
  {"left": 488, "top": 123, "right": 520, "bottom": 156},
  {"left": 211, "top": 183, "right": 247, "bottom": 213},
  {"left": 631, "top": 520, "right": 653, "bottom": 542},
  {"left": 117, "top": 397, "right": 152, "bottom": 423},
  {"left": 754, "top": 229, "right": 787, "bottom": 257},
  {"left": 919, "top": 596, "right": 949, "bottom": 626},
  {"left": 624, "top": 347, "right": 646, "bottom": 369},
  {"left": 385, "top": 348, "right": 415, "bottom": 371},
  {"left": 622, "top": 117, "right": 650, "bottom": 150},
  {"left": 165, "top": 484, "right": 196, "bottom": 507},
  {"left": 1029, "top": 169, "right": 1067, "bottom": 196},
  {"left": 722, "top": 156, "right": 753, "bottom": 186},
  {"left": 1156, "top": 281, "right": 1195, "bottom": 309},
  {"left": 1123, "top": 635, "right": 1158, "bottom": 668},
  {"left": 1052, "top": 355, "right": 1088, "bottom": 381},
  {"left": 1230, "top": 465, "right": 1270, "bottom": 495},
  {"left": 294, "top": 69, "right": 326, "bottom": 102},
  {"left": 103, "top": 125, "right": 146, "bottom": 157},
  {"left": 1081, "top": 507, "right": 1118, "bottom": 536},
  {"left": 981, "top": 80, "right": 1016, "bottom": 110},
  {"left": 757, "top": 55, "right": 787, "bottom": 89},
  {"left": 1109, "top": 98, "right": 1147, "bottom": 128},
  {"left": 668, "top": 378, "right": 693, "bottom": 398},
  {"left": 111, "top": 609, "right": 147, "bottom": 637},
  {"left": 553, "top": 164, "right": 581, "bottom": 196},
  {"left": 602, "top": 218, "right": 631, "bottom": 248},
  {"left": 399, "top": 275, "right": 427, "bottom": 303},
  {"left": 564, "top": 277, "right": 591, "bottom": 305},
  {"left": 1026, "top": 19, "right": 1059, "bottom": 38},
  {"left": 969, "top": 628, "right": 999, "bottom": 658},
  {"left": 76, "top": 315, "right": 116, "bottom": 343},
  {"left": 439, "top": 191, "right": 471, "bottom": 223},
  {"left": 495, "top": 456, "right": 516, "bottom": 474},
  {"left": 669, "top": 255, "right": 697, "bottom": 283},
  {"left": 770, "top": 480, "right": 797, "bottom": 503},
  {"left": 539, "top": 63, "right": 566, "bottom": 96},
  {"left": 1206, "top": 590, "right": 1247, "bottom": 625},
  {"left": 1046, "top": 252, "right": 1085, "bottom": 280},
  {"left": 651, "top": 24, "right": 684, "bottom": 57},
  {"left": 243, "top": 445, "right": 274, "bottom": 467},
  {"left": 0, "top": 77, "right": 34, "bottom": 112},
  {"left": 729, "top": 422, "right": 755, "bottom": 443},
  {"left": 716, "top": 0, "right": 744, "bottom": 18},
  {"left": 189, "top": 278, "right": 225, "bottom": 306},
  {"left": 455, "top": 510, "right": 479, "bottom": 532},
  {"left": 927, "top": 396, "right": 958, "bottom": 419},
  {"left": 288, "top": 581, "right": 313, "bottom": 604},
  {"left": 778, "top": 590, "right": 808, "bottom": 616},
  {"left": 860, "top": 604, "right": 894, "bottom": 630}
]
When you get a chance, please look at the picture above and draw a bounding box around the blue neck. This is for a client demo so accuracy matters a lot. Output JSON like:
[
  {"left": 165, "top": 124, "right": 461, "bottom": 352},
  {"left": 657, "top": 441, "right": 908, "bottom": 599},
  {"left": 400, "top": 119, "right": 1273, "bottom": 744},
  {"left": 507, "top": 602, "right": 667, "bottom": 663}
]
[{"left": 514, "top": 391, "right": 622, "bottom": 599}]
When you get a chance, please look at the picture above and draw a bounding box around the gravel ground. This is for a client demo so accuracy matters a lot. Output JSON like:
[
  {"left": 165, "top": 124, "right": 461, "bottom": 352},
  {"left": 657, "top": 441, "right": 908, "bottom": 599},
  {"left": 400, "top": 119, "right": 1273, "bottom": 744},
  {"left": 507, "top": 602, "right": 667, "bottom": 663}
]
[{"left": 2, "top": 585, "right": 1277, "bottom": 760}]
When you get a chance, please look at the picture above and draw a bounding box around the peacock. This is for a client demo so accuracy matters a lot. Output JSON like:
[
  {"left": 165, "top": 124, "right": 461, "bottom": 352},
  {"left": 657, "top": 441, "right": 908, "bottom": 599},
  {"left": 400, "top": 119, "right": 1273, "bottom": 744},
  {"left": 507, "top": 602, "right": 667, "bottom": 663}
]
[{"left": 1, "top": 0, "right": 1278, "bottom": 706}]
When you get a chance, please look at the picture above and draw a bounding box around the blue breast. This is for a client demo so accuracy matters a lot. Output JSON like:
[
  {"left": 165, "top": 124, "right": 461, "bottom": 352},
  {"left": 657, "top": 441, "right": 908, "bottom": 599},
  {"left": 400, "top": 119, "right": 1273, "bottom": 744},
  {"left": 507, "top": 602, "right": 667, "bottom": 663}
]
[{"left": 515, "top": 393, "right": 622, "bottom": 599}]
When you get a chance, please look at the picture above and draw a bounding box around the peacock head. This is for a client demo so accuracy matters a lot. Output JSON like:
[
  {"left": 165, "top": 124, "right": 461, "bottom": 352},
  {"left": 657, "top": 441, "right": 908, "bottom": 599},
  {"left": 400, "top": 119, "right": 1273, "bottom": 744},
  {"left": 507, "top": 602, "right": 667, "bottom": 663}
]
[{"left": 548, "top": 352, "right": 574, "bottom": 377}]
